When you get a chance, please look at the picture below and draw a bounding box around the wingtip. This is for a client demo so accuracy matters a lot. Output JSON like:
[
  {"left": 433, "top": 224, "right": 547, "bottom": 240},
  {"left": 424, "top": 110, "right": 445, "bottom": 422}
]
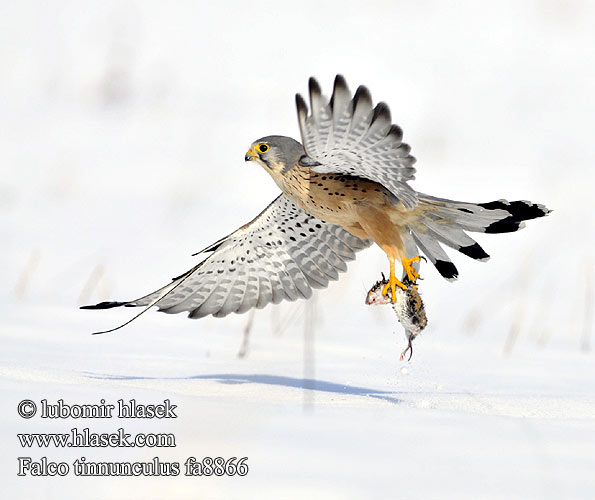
[
  {"left": 330, "top": 74, "right": 350, "bottom": 111},
  {"left": 371, "top": 101, "right": 391, "bottom": 124},
  {"left": 80, "top": 301, "right": 128, "bottom": 310},
  {"left": 295, "top": 93, "right": 308, "bottom": 117},
  {"left": 353, "top": 84, "right": 372, "bottom": 109},
  {"left": 308, "top": 76, "right": 321, "bottom": 100},
  {"left": 387, "top": 123, "right": 403, "bottom": 143},
  {"left": 334, "top": 74, "right": 348, "bottom": 91}
]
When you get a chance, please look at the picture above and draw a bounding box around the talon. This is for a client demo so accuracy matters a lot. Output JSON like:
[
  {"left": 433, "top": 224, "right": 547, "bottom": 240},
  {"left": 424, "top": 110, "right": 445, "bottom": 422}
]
[
  {"left": 402, "top": 256, "right": 423, "bottom": 284},
  {"left": 382, "top": 279, "right": 407, "bottom": 301},
  {"left": 382, "top": 258, "right": 407, "bottom": 303}
]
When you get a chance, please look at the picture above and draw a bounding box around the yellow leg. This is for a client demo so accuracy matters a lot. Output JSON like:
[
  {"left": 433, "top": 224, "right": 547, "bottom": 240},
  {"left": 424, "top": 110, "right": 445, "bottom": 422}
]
[
  {"left": 382, "top": 256, "right": 424, "bottom": 302},
  {"left": 402, "top": 256, "right": 422, "bottom": 282},
  {"left": 382, "top": 257, "right": 407, "bottom": 302}
]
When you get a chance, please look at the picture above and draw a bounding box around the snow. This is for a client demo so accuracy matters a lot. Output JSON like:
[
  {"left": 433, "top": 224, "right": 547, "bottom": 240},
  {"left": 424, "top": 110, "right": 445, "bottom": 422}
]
[{"left": 1, "top": 1, "right": 594, "bottom": 499}]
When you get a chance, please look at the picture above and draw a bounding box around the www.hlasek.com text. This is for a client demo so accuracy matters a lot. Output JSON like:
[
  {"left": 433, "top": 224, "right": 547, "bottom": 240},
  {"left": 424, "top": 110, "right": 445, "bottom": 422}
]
[{"left": 18, "top": 427, "right": 175, "bottom": 448}]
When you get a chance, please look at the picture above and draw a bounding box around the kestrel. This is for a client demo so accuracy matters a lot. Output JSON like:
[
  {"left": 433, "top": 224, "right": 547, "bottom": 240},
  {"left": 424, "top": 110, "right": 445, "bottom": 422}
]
[{"left": 84, "top": 75, "right": 549, "bottom": 333}]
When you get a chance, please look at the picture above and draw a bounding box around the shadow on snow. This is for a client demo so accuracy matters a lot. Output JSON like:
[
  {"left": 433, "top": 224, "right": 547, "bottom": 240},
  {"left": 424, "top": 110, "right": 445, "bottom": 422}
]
[{"left": 83, "top": 372, "right": 402, "bottom": 404}]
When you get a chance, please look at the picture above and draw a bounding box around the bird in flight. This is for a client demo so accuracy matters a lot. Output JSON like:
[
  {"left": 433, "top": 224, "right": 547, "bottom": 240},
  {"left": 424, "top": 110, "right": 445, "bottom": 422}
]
[{"left": 83, "top": 75, "right": 549, "bottom": 333}]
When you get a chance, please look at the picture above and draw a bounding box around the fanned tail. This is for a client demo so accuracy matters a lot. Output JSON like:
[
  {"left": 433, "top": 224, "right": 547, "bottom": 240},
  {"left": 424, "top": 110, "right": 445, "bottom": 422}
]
[{"left": 406, "top": 194, "right": 550, "bottom": 281}]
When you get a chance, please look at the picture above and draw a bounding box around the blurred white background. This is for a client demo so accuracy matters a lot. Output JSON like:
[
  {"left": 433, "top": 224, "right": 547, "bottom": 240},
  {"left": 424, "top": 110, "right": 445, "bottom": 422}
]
[{"left": 1, "top": 1, "right": 594, "bottom": 499}]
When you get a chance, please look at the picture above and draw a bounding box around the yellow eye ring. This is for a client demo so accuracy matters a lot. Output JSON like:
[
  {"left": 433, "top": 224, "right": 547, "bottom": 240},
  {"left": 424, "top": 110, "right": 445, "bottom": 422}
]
[{"left": 256, "top": 143, "right": 269, "bottom": 154}]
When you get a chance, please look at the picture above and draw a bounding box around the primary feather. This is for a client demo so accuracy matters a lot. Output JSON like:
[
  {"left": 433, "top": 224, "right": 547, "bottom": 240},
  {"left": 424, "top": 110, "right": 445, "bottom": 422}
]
[
  {"left": 83, "top": 195, "right": 371, "bottom": 322},
  {"left": 296, "top": 75, "right": 418, "bottom": 208}
]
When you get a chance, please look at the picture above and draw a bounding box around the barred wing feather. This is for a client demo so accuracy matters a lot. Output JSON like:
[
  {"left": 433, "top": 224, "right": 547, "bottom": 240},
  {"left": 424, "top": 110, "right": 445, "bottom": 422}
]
[
  {"left": 296, "top": 75, "right": 418, "bottom": 208},
  {"left": 84, "top": 195, "right": 371, "bottom": 327}
]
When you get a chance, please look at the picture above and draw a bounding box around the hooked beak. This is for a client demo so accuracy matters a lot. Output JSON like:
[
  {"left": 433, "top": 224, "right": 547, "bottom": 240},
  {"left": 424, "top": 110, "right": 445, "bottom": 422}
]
[{"left": 245, "top": 149, "right": 256, "bottom": 162}]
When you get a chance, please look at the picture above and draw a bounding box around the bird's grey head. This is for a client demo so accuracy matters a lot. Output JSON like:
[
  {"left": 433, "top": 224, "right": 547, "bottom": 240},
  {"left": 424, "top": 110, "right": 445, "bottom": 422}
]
[{"left": 245, "top": 135, "right": 305, "bottom": 174}]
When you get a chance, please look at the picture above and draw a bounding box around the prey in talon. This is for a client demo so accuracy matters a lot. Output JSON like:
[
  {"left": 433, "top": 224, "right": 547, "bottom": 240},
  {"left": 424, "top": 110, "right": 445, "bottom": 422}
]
[{"left": 366, "top": 273, "right": 428, "bottom": 361}]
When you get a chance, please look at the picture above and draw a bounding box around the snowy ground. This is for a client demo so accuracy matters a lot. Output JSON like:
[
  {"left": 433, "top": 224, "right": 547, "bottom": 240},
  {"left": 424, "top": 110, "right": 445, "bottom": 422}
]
[{"left": 1, "top": 1, "right": 594, "bottom": 499}]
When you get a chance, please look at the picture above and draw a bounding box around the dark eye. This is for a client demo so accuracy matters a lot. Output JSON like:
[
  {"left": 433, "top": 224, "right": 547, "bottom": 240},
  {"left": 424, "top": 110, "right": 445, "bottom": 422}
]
[{"left": 257, "top": 144, "right": 269, "bottom": 154}]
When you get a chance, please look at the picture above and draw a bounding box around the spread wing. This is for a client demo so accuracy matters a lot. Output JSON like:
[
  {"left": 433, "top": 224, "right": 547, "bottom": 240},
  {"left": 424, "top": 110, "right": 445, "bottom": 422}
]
[
  {"left": 83, "top": 195, "right": 372, "bottom": 332},
  {"left": 296, "top": 75, "right": 418, "bottom": 208}
]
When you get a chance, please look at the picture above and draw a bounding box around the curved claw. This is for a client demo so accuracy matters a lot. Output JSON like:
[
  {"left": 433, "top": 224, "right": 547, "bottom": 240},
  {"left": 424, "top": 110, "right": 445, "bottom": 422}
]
[
  {"left": 402, "top": 256, "right": 423, "bottom": 283},
  {"left": 382, "top": 278, "right": 406, "bottom": 302}
]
